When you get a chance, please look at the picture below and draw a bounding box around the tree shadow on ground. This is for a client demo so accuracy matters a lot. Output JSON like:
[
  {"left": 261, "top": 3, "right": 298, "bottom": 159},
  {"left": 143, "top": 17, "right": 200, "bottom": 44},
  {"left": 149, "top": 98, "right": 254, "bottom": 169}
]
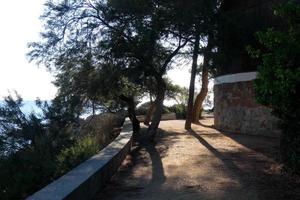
[
  {"left": 93, "top": 122, "right": 300, "bottom": 200},
  {"left": 221, "top": 131, "right": 280, "bottom": 161},
  {"left": 93, "top": 127, "right": 167, "bottom": 199},
  {"left": 188, "top": 128, "right": 300, "bottom": 200},
  {"left": 193, "top": 121, "right": 215, "bottom": 128},
  {"left": 194, "top": 118, "right": 280, "bottom": 162},
  {"left": 132, "top": 128, "right": 167, "bottom": 185}
]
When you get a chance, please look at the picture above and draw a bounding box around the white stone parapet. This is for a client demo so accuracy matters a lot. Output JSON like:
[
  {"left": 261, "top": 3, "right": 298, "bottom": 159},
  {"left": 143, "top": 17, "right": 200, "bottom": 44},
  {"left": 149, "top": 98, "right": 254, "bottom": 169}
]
[{"left": 214, "top": 71, "right": 258, "bottom": 85}]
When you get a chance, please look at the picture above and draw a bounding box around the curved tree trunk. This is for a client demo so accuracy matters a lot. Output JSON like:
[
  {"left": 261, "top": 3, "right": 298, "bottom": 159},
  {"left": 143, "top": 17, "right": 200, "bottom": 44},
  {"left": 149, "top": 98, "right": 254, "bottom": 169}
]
[
  {"left": 185, "top": 30, "right": 200, "bottom": 130},
  {"left": 148, "top": 77, "right": 166, "bottom": 141},
  {"left": 120, "top": 95, "right": 140, "bottom": 134},
  {"left": 144, "top": 102, "right": 156, "bottom": 126},
  {"left": 192, "top": 35, "right": 212, "bottom": 123},
  {"left": 192, "top": 52, "right": 209, "bottom": 123}
]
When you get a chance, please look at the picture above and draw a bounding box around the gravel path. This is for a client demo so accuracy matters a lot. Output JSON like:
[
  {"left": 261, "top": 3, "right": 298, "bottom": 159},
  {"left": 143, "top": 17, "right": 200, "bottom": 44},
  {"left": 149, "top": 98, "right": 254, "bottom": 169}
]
[{"left": 94, "top": 118, "right": 300, "bottom": 200}]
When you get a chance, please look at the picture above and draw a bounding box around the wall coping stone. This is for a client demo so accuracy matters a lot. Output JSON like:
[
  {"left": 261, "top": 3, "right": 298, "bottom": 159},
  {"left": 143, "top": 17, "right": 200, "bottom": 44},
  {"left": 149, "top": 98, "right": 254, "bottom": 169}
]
[
  {"left": 214, "top": 71, "right": 257, "bottom": 85},
  {"left": 27, "top": 119, "right": 133, "bottom": 200}
]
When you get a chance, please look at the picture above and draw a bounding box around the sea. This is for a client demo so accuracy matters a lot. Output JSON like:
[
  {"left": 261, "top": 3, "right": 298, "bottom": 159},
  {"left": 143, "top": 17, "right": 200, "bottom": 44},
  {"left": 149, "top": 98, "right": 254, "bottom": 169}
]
[
  {"left": 0, "top": 100, "right": 93, "bottom": 119},
  {"left": 0, "top": 100, "right": 44, "bottom": 116},
  {"left": 0, "top": 99, "right": 213, "bottom": 117}
]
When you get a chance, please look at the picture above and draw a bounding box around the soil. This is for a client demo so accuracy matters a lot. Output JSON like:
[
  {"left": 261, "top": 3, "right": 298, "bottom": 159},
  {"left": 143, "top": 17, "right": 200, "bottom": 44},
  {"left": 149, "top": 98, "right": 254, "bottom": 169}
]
[{"left": 93, "top": 118, "right": 300, "bottom": 200}]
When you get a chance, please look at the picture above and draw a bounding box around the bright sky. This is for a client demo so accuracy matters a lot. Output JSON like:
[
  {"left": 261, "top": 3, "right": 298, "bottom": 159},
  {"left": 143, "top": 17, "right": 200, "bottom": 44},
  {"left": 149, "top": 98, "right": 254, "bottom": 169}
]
[
  {"left": 0, "top": 0, "right": 56, "bottom": 100},
  {"left": 0, "top": 0, "right": 206, "bottom": 101}
]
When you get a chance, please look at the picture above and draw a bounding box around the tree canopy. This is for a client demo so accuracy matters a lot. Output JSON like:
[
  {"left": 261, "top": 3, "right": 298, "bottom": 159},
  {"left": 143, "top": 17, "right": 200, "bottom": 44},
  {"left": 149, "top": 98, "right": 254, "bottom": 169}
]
[{"left": 248, "top": 0, "right": 300, "bottom": 174}]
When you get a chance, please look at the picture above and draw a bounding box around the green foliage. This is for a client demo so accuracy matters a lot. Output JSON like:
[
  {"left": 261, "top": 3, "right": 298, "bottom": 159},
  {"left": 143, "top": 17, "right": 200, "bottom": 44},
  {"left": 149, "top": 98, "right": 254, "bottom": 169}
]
[
  {"left": 0, "top": 94, "right": 60, "bottom": 199},
  {"left": 0, "top": 94, "right": 45, "bottom": 155},
  {"left": 165, "top": 79, "right": 189, "bottom": 105},
  {"left": 0, "top": 0, "right": 222, "bottom": 198},
  {"left": 248, "top": 1, "right": 300, "bottom": 174},
  {"left": 0, "top": 96, "right": 123, "bottom": 199},
  {"left": 167, "top": 104, "right": 187, "bottom": 119},
  {"left": 135, "top": 101, "right": 186, "bottom": 119},
  {"left": 0, "top": 147, "right": 56, "bottom": 199},
  {"left": 55, "top": 135, "right": 98, "bottom": 176}
]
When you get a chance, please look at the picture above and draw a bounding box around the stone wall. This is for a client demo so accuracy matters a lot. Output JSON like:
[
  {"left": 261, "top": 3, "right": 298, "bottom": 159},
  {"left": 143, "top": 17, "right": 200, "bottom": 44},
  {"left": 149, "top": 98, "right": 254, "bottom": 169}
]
[{"left": 214, "top": 80, "right": 280, "bottom": 137}]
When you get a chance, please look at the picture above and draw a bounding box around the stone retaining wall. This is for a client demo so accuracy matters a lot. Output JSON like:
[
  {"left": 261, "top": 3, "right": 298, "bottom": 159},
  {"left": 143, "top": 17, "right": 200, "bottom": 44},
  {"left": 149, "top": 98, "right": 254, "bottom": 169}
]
[
  {"left": 27, "top": 119, "right": 133, "bottom": 200},
  {"left": 214, "top": 77, "right": 280, "bottom": 137}
]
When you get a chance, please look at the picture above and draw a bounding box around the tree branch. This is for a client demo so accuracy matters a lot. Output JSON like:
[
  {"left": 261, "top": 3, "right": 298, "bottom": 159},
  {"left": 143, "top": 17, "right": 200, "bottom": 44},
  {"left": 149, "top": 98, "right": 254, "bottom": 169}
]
[
  {"left": 160, "top": 36, "right": 189, "bottom": 75},
  {"left": 86, "top": 1, "right": 134, "bottom": 44}
]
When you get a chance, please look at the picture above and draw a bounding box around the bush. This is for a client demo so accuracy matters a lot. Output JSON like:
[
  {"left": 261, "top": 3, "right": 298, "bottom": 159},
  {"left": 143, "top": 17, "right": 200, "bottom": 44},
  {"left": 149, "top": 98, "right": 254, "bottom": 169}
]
[
  {"left": 56, "top": 113, "right": 125, "bottom": 176},
  {"left": 0, "top": 96, "right": 125, "bottom": 199},
  {"left": 248, "top": 1, "right": 300, "bottom": 174},
  {"left": 0, "top": 145, "right": 56, "bottom": 199},
  {"left": 55, "top": 135, "right": 99, "bottom": 176},
  {"left": 136, "top": 101, "right": 178, "bottom": 116},
  {"left": 167, "top": 104, "right": 187, "bottom": 119}
]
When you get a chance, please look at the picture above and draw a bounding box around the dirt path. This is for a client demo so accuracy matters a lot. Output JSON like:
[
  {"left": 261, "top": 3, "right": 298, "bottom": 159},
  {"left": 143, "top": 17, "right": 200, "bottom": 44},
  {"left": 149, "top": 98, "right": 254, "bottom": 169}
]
[{"left": 94, "top": 118, "right": 300, "bottom": 200}]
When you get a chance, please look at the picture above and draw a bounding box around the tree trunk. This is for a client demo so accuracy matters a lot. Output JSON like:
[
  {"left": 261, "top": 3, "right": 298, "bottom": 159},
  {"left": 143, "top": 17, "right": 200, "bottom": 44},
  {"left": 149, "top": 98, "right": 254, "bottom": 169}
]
[
  {"left": 192, "top": 51, "right": 209, "bottom": 123},
  {"left": 120, "top": 95, "right": 140, "bottom": 134},
  {"left": 92, "top": 101, "right": 96, "bottom": 116},
  {"left": 148, "top": 77, "right": 166, "bottom": 141},
  {"left": 144, "top": 102, "right": 156, "bottom": 126},
  {"left": 185, "top": 30, "right": 200, "bottom": 130}
]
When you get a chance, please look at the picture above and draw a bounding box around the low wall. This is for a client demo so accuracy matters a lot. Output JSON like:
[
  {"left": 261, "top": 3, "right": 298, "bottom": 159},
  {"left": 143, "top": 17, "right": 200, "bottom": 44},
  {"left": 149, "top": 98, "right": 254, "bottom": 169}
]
[
  {"left": 27, "top": 119, "right": 133, "bottom": 200},
  {"left": 136, "top": 113, "right": 176, "bottom": 122},
  {"left": 214, "top": 72, "right": 280, "bottom": 137}
]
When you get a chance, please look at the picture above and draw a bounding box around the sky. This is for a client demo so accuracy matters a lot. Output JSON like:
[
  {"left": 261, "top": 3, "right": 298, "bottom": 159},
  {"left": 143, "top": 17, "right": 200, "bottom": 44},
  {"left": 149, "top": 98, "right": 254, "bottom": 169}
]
[
  {"left": 0, "top": 1, "right": 206, "bottom": 101},
  {"left": 0, "top": 0, "right": 56, "bottom": 100}
]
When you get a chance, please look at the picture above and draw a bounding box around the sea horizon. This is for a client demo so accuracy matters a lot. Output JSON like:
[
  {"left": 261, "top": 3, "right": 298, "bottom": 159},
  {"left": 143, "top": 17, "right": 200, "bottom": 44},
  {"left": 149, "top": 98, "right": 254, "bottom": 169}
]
[{"left": 0, "top": 100, "right": 48, "bottom": 115}]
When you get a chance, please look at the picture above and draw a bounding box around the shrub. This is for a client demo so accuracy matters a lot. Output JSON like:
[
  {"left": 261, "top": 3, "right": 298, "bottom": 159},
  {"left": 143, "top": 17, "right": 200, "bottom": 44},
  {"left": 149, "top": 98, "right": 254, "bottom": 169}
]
[
  {"left": 167, "top": 104, "right": 187, "bottom": 119},
  {"left": 0, "top": 95, "right": 125, "bottom": 199},
  {"left": 248, "top": 1, "right": 300, "bottom": 174},
  {"left": 56, "top": 113, "right": 125, "bottom": 176},
  {"left": 136, "top": 101, "right": 177, "bottom": 116},
  {"left": 55, "top": 135, "right": 99, "bottom": 176},
  {"left": 0, "top": 147, "right": 56, "bottom": 199},
  {"left": 81, "top": 113, "right": 124, "bottom": 147}
]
